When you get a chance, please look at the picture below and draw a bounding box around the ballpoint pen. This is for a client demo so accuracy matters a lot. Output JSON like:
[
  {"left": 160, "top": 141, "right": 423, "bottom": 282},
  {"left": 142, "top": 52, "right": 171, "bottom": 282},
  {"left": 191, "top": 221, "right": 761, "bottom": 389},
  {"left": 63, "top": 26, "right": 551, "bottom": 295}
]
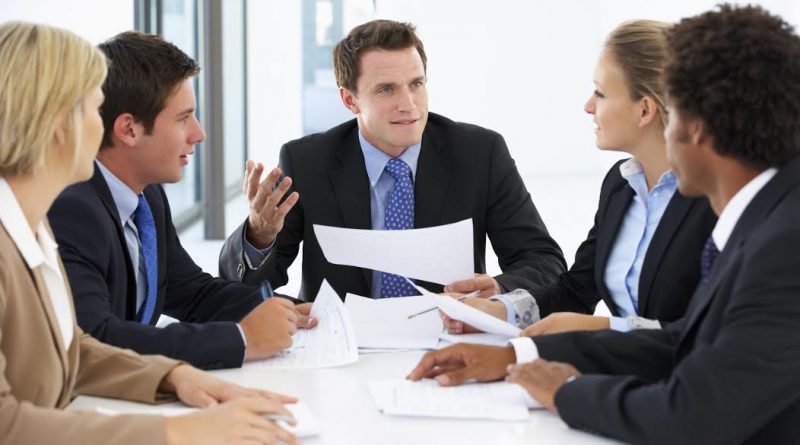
[{"left": 406, "top": 290, "right": 481, "bottom": 319}]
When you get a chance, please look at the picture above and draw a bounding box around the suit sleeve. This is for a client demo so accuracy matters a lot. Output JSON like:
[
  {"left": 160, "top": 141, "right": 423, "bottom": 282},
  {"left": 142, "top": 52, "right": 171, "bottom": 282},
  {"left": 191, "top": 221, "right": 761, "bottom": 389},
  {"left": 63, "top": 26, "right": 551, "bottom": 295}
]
[
  {"left": 0, "top": 305, "right": 170, "bottom": 445},
  {"left": 534, "top": 322, "right": 681, "bottom": 380},
  {"left": 219, "top": 143, "right": 304, "bottom": 290},
  {"left": 551, "top": 228, "right": 800, "bottom": 445},
  {"left": 49, "top": 190, "right": 252, "bottom": 370},
  {"left": 486, "top": 133, "right": 567, "bottom": 291},
  {"left": 532, "top": 163, "right": 623, "bottom": 316}
]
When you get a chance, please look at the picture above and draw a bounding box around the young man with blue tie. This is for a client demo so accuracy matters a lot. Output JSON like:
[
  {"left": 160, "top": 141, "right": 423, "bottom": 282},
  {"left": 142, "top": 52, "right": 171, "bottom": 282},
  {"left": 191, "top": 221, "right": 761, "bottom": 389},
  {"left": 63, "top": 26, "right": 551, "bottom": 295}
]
[{"left": 49, "top": 31, "right": 316, "bottom": 370}]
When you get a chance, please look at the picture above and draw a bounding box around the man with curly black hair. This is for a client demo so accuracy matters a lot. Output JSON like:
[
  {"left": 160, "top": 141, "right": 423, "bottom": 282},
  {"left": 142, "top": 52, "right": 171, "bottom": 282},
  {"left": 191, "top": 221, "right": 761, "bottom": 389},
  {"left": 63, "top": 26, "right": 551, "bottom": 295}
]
[{"left": 408, "top": 5, "right": 800, "bottom": 444}]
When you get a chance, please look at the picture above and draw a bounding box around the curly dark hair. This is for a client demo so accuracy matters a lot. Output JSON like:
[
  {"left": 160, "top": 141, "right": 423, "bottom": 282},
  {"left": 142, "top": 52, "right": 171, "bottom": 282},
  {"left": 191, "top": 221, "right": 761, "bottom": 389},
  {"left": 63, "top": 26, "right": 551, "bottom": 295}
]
[{"left": 665, "top": 4, "right": 800, "bottom": 168}]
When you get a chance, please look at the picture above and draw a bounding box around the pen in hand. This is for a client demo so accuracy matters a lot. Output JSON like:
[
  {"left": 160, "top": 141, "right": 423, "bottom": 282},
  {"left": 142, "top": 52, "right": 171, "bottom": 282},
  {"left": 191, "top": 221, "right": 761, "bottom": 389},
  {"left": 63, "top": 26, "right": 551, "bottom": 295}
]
[{"left": 406, "top": 290, "right": 481, "bottom": 319}]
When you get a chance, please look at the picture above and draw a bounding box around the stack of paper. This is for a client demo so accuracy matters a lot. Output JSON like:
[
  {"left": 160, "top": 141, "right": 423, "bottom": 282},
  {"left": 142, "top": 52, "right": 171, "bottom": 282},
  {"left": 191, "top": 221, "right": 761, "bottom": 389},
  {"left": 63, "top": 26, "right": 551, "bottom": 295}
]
[
  {"left": 437, "top": 332, "right": 512, "bottom": 347},
  {"left": 345, "top": 293, "right": 442, "bottom": 350},
  {"left": 368, "top": 379, "right": 540, "bottom": 421},
  {"left": 244, "top": 280, "right": 358, "bottom": 370}
]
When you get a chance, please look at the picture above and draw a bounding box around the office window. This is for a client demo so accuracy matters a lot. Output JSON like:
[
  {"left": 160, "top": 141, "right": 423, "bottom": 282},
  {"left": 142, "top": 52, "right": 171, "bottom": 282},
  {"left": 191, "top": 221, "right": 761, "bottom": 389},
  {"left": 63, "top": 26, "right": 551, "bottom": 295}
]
[
  {"left": 135, "top": 0, "right": 247, "bottom": 234},
  {"left": 223, "top": 0, "right": 247, "bottom": 196},
  {"left": 302, "top": 0, "right": 352, "bottom": 134},
  {"left": 160, "top": 0, "right": 202, "bottom": 222}
]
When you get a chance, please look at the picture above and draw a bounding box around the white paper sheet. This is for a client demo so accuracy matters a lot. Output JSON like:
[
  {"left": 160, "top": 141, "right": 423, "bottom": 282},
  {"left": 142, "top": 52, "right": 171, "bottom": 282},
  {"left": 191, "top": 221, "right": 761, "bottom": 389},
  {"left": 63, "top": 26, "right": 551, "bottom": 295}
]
[
  {"left": 313, "top": 219, "right": 473, "bottom": 285},
  {"left": 244, "top": 280, "right": 358, "bottom": 370},
  {"left": 96, "top": 402, "right": 320, "bottom": 438},
  {"left": 368, "top": 379, "right": 540, "bottom": 421},
  {"left": 345, "top": 293, "right": 442, "bottom": 350},
  {"left": 437, "top": 332, "right": 512, "bottom": 347},
  {"left": 410, "top": 282, "right": 522, "bottom": 337}
]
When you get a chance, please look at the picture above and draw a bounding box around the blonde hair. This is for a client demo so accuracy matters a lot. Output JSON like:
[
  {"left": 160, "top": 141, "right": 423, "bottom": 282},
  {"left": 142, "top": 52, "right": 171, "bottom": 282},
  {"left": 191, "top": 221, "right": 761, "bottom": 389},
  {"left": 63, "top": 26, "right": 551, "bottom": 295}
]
[
  {"left": 0, "top": 21, "right": 107, "bottom": 176},
  {"left": 605, "top": 20, "right": 672, "bottom": 128}
]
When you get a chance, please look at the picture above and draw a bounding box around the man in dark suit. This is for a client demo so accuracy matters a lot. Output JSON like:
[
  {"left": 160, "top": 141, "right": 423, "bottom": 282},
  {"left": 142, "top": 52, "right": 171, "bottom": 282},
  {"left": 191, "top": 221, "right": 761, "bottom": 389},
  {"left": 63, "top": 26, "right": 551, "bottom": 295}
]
[
  {"left": 219, "top": 19, "right": 566, "bottom": 301},
  {"left": 408, "top": 5, "right": 800, "bottom": 444},
  {"left": 49, "top": 32, "right": 315, "bottom": 370}
]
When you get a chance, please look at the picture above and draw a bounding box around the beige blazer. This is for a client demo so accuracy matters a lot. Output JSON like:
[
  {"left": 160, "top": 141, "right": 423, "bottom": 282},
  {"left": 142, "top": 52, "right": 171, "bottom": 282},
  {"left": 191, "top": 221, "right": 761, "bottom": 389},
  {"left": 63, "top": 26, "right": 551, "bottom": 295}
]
[{"left": 0, "top": 220, "right": 181, "bottom": 445}]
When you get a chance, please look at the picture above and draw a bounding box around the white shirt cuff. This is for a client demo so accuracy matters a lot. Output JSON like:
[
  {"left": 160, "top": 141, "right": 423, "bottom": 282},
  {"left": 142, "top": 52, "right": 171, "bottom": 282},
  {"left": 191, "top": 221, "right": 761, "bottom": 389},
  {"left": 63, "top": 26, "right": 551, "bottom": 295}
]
[
  {"left": 236, "top": 322, "right": 247, "bottom": 365},
  {"left": 509, "top": 337, "right": 539, "bottom": 364}
]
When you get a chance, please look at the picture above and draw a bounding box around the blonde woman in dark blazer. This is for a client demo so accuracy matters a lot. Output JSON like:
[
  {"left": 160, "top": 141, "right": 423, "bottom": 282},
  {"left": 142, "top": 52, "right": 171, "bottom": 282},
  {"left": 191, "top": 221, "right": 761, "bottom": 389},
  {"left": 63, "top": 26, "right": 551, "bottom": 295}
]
[{"left": 0, "top": 22, "right": 298, "bottom": 445}]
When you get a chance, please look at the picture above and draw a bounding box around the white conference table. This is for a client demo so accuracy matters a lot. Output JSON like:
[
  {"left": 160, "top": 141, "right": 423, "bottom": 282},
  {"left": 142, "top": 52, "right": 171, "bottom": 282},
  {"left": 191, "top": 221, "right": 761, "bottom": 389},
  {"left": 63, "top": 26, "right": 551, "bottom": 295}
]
[{"left": 69, "top": 350, "right": 623, "bottom": 445}]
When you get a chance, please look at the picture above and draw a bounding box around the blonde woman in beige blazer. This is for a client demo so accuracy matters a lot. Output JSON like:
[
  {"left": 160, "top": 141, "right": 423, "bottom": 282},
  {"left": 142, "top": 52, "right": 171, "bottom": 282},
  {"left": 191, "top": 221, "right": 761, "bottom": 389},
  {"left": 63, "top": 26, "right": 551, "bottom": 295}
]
[{"left": 0, "top": 22, "right": 299, "bottom": 445}]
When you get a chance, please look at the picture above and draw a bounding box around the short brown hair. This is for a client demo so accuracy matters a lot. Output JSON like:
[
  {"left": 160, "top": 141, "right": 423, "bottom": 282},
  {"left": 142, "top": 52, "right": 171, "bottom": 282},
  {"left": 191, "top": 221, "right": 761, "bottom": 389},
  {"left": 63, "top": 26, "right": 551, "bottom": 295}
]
[
  {"left": 665, "top": 4, "right": 800, "bottom": 168},
  {"left": 333, "top": 19, "right": 427, "bottom": 92},
  {"left": 97, "top": 31, "right": 199, "bottom": 148},
  {"left": 605, "top": 20, "right": 672, "bottom": 128}
]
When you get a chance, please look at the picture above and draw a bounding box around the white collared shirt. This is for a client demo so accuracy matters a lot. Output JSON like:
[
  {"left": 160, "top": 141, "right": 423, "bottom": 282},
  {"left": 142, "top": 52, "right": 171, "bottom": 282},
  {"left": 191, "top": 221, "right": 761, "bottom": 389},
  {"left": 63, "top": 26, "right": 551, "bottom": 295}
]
[
  {"left": 0, "top": 177, "right": 74, "bottom": 349},
  {"left": 711, "top": 168, "right": 777, "bottom": 251}
]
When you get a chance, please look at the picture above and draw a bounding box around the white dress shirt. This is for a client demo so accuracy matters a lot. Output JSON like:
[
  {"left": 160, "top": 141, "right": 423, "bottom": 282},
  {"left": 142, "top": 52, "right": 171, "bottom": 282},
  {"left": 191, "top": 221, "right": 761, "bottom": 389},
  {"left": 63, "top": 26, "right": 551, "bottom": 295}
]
[{"left": 0, "top": 177, "right": 74, "bottom": 349}]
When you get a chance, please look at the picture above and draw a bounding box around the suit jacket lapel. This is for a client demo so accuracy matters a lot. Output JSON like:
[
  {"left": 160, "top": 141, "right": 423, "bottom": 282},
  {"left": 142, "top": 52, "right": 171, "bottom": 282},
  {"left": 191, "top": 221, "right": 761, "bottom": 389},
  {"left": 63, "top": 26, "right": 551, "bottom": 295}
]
[
  {"left": 679, "top": 157, "right": 800, "bottom": 340},
  {"left": 636, "top": 193, "right": 694, "bottom": 315},
  {"left": 90, "top": 165, "right": 138, "bottom": 318},
  {"left": 595, "top": 185, "right": 633, "bottom": 315},
  {"left": 329, "top": 129, "right": 373, "bottom": 288},
  {"left": 414, "top": 126, "right": 452, "bottom": 228},
  {"left": 28, "top": 266, "right": 70, "bottom": 385}
]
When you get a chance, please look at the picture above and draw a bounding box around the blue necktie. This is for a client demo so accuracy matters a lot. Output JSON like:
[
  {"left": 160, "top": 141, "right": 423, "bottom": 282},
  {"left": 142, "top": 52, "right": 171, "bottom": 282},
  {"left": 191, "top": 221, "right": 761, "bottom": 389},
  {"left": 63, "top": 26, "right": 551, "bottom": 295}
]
[
  {"left": 700, "top": 235, "right": 719, "bottom": 282},
  {"left": 380, "top": 158, "right": 418, "bottom": 298},
  {"left": 133, "top": 195, "right": 158, "bottom": 324}
]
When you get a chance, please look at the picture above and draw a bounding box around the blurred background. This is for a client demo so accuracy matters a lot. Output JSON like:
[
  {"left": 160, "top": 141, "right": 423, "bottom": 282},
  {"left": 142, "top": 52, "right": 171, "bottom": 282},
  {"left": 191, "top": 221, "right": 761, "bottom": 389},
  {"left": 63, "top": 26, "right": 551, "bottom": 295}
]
[{"left": 3, "top": 0, "right": 798, "bottom": 302}]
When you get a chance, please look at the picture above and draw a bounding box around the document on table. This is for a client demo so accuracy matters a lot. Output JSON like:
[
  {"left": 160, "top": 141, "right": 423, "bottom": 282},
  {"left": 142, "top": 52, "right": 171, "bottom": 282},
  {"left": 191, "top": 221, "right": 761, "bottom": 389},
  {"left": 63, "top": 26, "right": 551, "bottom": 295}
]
[
  {"left": 437, "top": 332, "right": 511, "bottom": 347},
  {"left": 368, "top": 379, "right": 540, "bottom": 421},
  {"left": 410, "top": 282, "right": 522, "bottom": 338},
  {"left": 244, "top": 280, "right": 358, "bottom": 370},
  {"left": 345, "top": 293, "right": 442, "bottom": 350},
  {"left": 96, "top": 402, "right": 320, "bottom": 438},
  {"left": 314, "top": 219, "right": 473, "bottom": 285}
]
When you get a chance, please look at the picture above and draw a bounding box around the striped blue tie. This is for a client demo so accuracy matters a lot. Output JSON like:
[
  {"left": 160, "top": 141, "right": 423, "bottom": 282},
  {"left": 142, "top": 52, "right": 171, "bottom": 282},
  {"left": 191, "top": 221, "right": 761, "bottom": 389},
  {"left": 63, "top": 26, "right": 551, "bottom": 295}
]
[
  {"left": 380, "top": 158, "right": 418, "bottom": 298},
  {"left": 133, "top": 195, "right": 158, "bottom": 324}
]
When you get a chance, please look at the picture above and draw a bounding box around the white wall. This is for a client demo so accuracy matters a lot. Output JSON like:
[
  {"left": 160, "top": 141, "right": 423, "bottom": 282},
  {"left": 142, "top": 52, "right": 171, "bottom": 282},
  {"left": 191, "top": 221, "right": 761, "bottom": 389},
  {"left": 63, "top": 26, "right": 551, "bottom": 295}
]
[
  {"left": 373, "top": 0, "right": 800, "bottom": 178},
  {"left": 245, "top": 0, "right": 304, "bottom": 168},
  {"left": 0, "top": 0, "right": 133, "bottom": 44}
]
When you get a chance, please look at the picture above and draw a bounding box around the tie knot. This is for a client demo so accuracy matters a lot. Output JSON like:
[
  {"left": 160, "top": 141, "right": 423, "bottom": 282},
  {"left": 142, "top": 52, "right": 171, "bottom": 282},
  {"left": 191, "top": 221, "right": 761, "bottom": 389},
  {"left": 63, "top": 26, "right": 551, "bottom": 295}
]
[
  {"left": 132, "top": 195, "right": 153, "bottom": 226},
  {"left": 385, "top": 158, "right": 412, "bottom": 182},
  {"left": 700, "top": 235, "right": 720, "bottom": 281}
]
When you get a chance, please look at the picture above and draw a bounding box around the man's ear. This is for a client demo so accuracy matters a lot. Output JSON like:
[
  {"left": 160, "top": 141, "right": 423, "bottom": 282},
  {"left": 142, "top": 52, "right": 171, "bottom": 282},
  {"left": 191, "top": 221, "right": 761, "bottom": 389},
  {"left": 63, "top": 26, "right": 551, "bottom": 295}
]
[
  {"left": 689, "top": 118, "right": 708, "bottom": 147},
  {"left": 339, "top": 87, "right": 360, "bottom": 115},
  {"left": 112, "top": 113, "right": 141, "bottom": 147}
]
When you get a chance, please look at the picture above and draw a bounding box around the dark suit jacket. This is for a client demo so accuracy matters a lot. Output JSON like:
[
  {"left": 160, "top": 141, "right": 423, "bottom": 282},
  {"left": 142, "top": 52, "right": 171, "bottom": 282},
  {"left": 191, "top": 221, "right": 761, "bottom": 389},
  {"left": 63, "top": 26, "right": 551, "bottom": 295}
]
[
  {"left": 533, "top": 156, "right": 800, "bottom": 444},
  {"left": 535, "top": 160, "right": 717, "bottom": 321},
  {"left": 48, "top": 165, "right": 263, "bottom": 369},
  {"left": 219, "top": 112, "right": 566, "bottom": 300}
]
